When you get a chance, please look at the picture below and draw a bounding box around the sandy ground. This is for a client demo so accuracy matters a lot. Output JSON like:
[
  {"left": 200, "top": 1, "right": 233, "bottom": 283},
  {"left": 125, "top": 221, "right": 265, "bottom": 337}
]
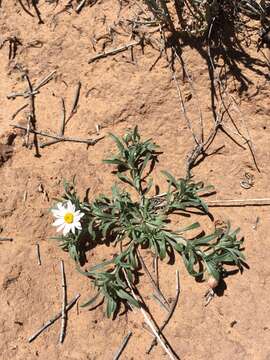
[{"left": 0, "top": 1, "right": 270, "bottom": 359}]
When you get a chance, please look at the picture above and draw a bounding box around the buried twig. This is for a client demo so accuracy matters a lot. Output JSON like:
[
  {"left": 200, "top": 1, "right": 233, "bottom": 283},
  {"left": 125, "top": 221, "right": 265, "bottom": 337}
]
[
  {"left": 28, "top": 294, "right": 80, "bottom": 343},
  {"left": 10, "top": 124, "right": 104, "bottom": 147},
  {"left": 88, "top": 40, "right": 141, "bottom": 63},
  {"left": 36, "top": 243, "right": 41, "bottom": 266},
  {"left": 136, "top": 249, "right": 170, "bottom": 312},
  {"left": 123, "top": 269, "right": 178, "bottom": 360},
  {"left": 146, "top": 270, "right": 180, "bottom": 354},
  {"left": 112, "top": 331, "right": 133, "bottom": 360},
  {"left": 0, "top": 237, "right": 13, "bottom": 242},
  {"left": 59, "top": 260, "right": 67, "bottom": 343}
]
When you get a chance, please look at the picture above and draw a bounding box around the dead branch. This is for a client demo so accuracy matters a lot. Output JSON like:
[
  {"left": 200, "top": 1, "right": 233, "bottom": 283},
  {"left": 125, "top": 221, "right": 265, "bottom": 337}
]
[
  {"left": 17, "top": 0, "right": 34, "bottom": 18},
  {"left": 113, "top": 331, "right": 133, "bottom": 360},
  {"left": 208, "top": 198, "right": 270, "bottom": 207},
  {"left": 66, "top": 81, "right": 81, "bottom": 125},
  {"left": 10, "top": 124, "right": 104, "bottom": 147},
  {"left": 7, "top": 70, "right": 56, "bottom": 100},
  {"left": 31, "top": 0, "right": 44, "bottom": 24},
  {"left": 36, "top": 243, "right": 41, "bottom": 266},
  {"left": 23, "top": 72, "right": 40, "bottom": 157},
  {"left": 88, "top": 40, "right": 141, "bottom": 63},
  {"left": 11, "top": 104, "right": 29, "bottom": 120},
  {"left": 147, "top": 270, "right": 180, "bottom": 354},
  {"left": 137, "top": 249, "right": 170, "bottom": 311},
  {"left": 76, "top": 0, "right": 87, "bottom": 13},
  {"left": 123, "top": 269, "right": 178, "bottom": 360},
  {"left": 59, "top": 260, "right": 67, "bottom": 343}
]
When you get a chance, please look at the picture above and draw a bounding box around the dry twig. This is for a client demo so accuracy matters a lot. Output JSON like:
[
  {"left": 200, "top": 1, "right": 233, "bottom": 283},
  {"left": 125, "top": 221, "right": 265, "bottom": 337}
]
[
  {"left": 11, "top": 103, "right": 28, "bottom": 120},
  {"left": 66, "top": 81, "right": 81, "bottom": 124},
  {"left": 59, "top": 260, "right": 67, "bottom": 343},
  {"left": 10, "top": 124, "right": 103, "bottom": 147},
  {"left": 0, "top": 237, "right": 13, "bottom": 242},
  {"left": 76, "top": 0, "right": 87, "bottom": 13},
  {"left": 137, "top": 249, "right": 170, "bottom": 311},
  {"left": 147, "top": 270, "right": 180, "bottom": 354},
  {"left": 23, "top": 72, "right": 40, "bottom": 157},
  {"left": 17, "top": 0, "right": 34, "bottom": 18},
  {"left": 28, "top": 294, "right": 80, "bottom": 343},
  {"left": 88, "top": 40, "right": 141, "bottom": 63},
  {"left": 7, "top": 70, "right": 56, "bottom": 100},
  {"left": 113, "top": 331, "right": 133, "bottom": 360},
  {"left": 36, "top": 243, "right": 41, "bottom": 266},
  {"left": 31, "top": 0, "right": 44, "bottom": 24},
  {"left": 208, "top": 198, "right": 270, "bottom": 207},
  {"left": 123, "top": 269, "right": 178, "bottom": 360}
]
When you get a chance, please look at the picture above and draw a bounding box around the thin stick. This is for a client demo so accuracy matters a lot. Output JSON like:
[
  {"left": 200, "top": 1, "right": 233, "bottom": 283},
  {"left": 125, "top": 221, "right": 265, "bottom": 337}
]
[
  {"left": 7, "top": 70, "right": 56, "bottom": 100},
  {"left": 10, "top": 124, "right": 103, "bottom": 146},
  {"left": 88, "top": 40, "right": 141, "bottom": 64},
  {"left": 208, "top": 198, "right": 270, "bottom": 207},
  {"left": 147, "top": 270, "right": 180, "bottom": 354},
  {"left": 59, "top": 97, "right": 66, "bottom": 135},
  {"left": 39, "top": 98, "right": 66, "bottom": 147},
  {"left": 11, "top": 103, "right": 28, "bottom": 120},
  {"left": 28, "top": 294, "right": 80, "bottom": 343},
  {"left": 31, "top": 0, "right": 44, "bottom": 24},
  {"left": 152, "top": 294, "right": 170, "bottom": 312},
  {"left": 153, "top": 256, "right": 159, "bottom": 289},
  {"left": 66, "top": 82, "right": 81, "bottom": 124},
  {"left": 137, "top": 249, "right": 169, "bottom": 311},
  {"left": 24, "top": 73, "right": 40, "bottom": 157},
  {"left": 17, "top": 0, "right": 35, "bottom": 17},
  {"left": 112, "top": 331, "right": 133, "bottom": 360},
  {"left": 0, "top": 237, "right": 13, "bottom": 242},
  {"left": 123, "top": 270, "right": 177, "bottom": 360},
  {"left": 172, "top": 72, "right": 200, "bottom": 146},
  {"left": 76, "top": 0, "right": 87, "bottom": 13},
  {"left": 36, "top": 243, "right": 41, "bottom": 266},
  {"left": 59, "top": 260, "right": 67, "bottom": 343},
  {"left": 34, "top": 70, "right": 56, "bottom": 92}
]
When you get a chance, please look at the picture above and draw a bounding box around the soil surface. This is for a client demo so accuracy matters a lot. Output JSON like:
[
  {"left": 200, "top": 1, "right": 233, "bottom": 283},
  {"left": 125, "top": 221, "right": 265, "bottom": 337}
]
[{"left": 0, "top": 1, "right": 270, "bottom": 360}]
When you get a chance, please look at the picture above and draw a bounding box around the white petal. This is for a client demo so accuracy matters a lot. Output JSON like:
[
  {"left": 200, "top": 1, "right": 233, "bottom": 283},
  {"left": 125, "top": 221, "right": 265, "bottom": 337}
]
[
  {"left": 56, "top": 223, "right": 66, "bottom": 233},
  {"left": 67, "top": 200, "right": 75, "bottom": 213},
  {"left": 75, "top": 210, "right": 83, "bottom": 217},
  {"left": 53, "top": 218, "right": 65, "bottom": 227},
  {"left": 52, "top": 209, "right": 63, "bottom": 218},
  {"left": 63, "top": 225, "right": 71, "bottom": 236},
  {"left": 74, "top": 214, "right": 83, "bottom": 222},
  {"left": 70, "top": 224, "right": 76, "bottom": 234},
  {"left": 57, "top": 203, "right": 64, "bottom": 211},
  {"left": 74, "top": 221, "right": 82, "bottom": 230}
]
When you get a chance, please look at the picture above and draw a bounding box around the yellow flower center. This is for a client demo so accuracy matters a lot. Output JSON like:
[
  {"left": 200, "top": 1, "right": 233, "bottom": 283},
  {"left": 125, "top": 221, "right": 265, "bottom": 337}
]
[{"left": 64, "top": 212, "right": 74, "bottom": 224}]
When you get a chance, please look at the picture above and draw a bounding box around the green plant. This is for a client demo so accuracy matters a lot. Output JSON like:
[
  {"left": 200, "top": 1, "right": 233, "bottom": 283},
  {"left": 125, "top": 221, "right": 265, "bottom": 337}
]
[{"left": 51, "top": 127, "right": 245, "bottom": 318}]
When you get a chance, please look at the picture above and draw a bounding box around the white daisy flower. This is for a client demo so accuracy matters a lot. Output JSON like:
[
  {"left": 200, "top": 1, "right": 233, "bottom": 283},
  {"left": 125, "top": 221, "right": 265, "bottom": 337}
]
[{"left": 52, "top": 200, "right": 84, "bottom": 236}]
